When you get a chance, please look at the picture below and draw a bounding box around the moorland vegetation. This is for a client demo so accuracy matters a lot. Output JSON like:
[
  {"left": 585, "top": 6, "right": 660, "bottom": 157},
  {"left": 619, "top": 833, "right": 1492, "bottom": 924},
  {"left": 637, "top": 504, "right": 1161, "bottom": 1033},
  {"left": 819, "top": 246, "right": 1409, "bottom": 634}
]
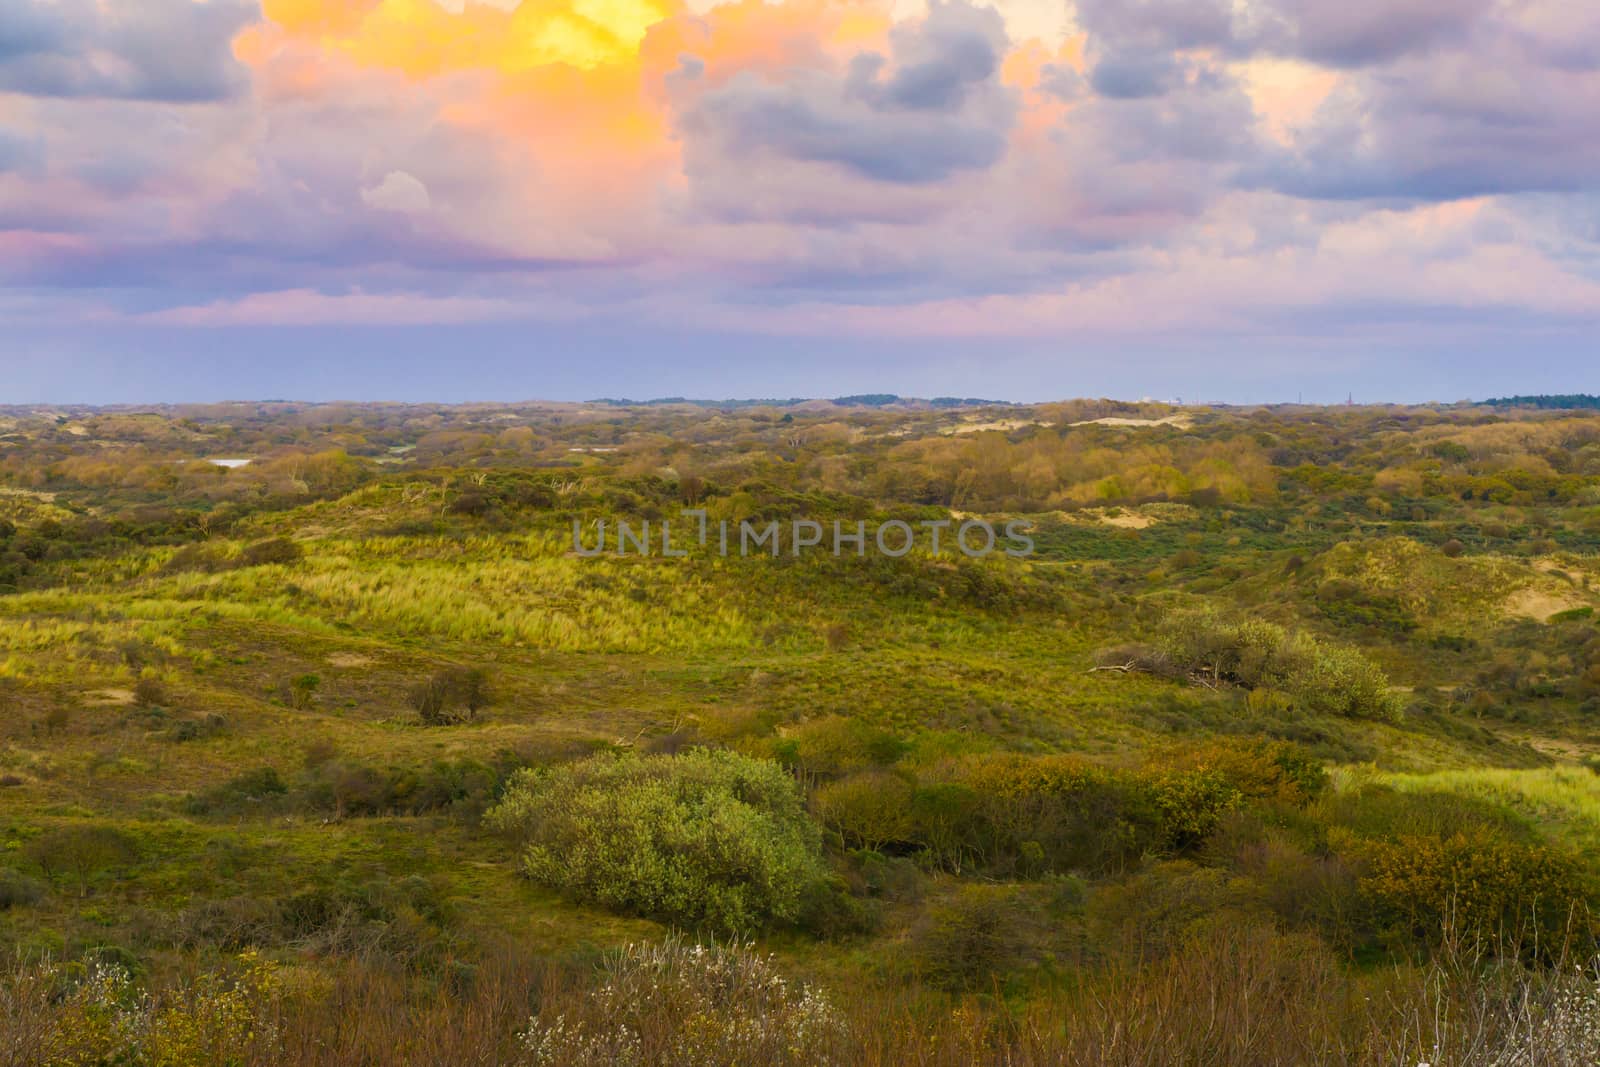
[{"left": 1, "top": 396, "right": 1599, "bottom": 1063}]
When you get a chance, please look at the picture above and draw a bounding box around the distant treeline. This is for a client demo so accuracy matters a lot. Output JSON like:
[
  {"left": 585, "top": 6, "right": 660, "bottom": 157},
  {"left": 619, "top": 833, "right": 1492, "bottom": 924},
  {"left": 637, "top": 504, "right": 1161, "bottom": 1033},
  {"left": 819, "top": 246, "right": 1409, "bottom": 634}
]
[
  {"left": 587, "top": 394, "right": 1013, "bottom": 409},
  {"left": 1480, "top": 394, "right": 1600, "bottom": 410}
]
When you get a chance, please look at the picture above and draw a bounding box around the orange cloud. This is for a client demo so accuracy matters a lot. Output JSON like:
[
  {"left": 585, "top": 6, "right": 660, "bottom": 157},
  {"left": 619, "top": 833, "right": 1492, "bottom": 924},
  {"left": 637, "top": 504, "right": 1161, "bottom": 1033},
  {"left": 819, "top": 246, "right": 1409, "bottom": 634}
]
[{"left": 254, "top": 0, "right": 679, "bottom": 74}]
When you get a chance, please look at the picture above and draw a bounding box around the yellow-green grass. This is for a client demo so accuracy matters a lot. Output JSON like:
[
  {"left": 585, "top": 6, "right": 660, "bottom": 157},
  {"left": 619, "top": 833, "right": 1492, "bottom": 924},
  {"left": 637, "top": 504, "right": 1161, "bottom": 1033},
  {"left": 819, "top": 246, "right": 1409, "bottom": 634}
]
[{"left": 1373, "top": 765, "right": 1600, "bottom": 853}]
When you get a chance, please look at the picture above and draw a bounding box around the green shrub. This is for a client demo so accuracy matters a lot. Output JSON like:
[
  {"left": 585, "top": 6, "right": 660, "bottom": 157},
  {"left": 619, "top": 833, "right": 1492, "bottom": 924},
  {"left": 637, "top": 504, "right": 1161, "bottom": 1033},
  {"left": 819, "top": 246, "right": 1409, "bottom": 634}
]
[
  {"left": 1348, "top": 830, "right": 1591, "bottom": 955},
  {"left": 1155, "top": 606, "right": 1403, "bottom": 721},
  {"left": 238, "top": 537, "right": 303, "bottom": 567},
  {"left": 920, "top": 755, "right": 1164, "bottom": 876},
  {"left": 1154, "top": 737, "right": 1328, "bottom": 807},
  {"left": 185, "top": 767, "right": 289, "bottom": 815},
  {"left": 811, "top": 771, "right": 914, "bottom": 851},
  {"left": 1144, "top": 769, "right": 1244, "bottom": 850},
  {"left": 913, "top": 884, "right": 1035, "bottom": 990},
  {"left": 1087, "top": 861, "right": 1258, "bottom": 956},
  {"left": 486, "top": 749, "right": 827, "bottom": 932},
  {"left": 0, "top": 868, "right": 45, "bottom": 909},
  {"left": 25, "top": 826, "right": 138, "bottom": 898}
]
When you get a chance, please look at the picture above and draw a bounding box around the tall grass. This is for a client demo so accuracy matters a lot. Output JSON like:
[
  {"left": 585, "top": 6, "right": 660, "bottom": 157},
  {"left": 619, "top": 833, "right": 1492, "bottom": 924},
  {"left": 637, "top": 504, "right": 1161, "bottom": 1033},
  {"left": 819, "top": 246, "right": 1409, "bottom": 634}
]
[
  {"left": 1378, "top": 767, "right": 1600, "bottom": 853},
  {"left": 5, "top": 927, "right": 1600, "bottom": 1066}
]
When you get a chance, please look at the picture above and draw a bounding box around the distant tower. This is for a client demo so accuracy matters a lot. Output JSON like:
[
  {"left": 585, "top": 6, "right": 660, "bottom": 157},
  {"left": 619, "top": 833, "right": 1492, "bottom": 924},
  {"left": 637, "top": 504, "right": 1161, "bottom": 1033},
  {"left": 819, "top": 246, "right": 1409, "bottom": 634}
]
[{"left": 1347, "top": 391, "right": 1354, "bottom": 406}]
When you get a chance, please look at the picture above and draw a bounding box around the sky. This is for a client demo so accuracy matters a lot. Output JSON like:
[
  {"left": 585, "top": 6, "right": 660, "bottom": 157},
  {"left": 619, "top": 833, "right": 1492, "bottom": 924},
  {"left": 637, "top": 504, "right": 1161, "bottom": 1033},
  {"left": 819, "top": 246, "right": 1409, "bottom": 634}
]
[{"left": 0, "top": 0, "right": 1597, "bottom": 404}]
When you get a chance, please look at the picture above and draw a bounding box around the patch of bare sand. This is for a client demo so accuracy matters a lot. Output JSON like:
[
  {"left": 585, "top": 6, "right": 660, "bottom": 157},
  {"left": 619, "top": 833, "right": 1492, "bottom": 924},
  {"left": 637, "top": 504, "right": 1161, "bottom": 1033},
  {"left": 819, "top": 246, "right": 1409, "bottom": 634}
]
[
  {"left": 1502, "top": 587, "right": 1590, "bottom": 622},
  {"left": 944, "top": 419, "right": 1040, "bottom": 436},
  {"left": 86, "top": 688, "right": 136, "bottom": 706},
  {"left": 327, "top": 653, "right": 375, "bottom": 668},
  {"left": 1070, "top": 414, "right": 1193, "bottom": 430}
]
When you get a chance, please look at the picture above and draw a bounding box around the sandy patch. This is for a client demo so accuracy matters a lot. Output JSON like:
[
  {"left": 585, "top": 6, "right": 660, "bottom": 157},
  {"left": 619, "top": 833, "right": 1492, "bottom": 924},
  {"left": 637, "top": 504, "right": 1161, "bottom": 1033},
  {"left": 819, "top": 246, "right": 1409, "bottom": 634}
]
[
  {"left": 1502, "top": 587, "right": 1590, "bottom": 623},
  {"left": 87, "top": 688, "right": 136, "bottom": 706},
  {"left": 1070, "top": 415, "right": 1193, "bottom": 430},
  {"left": 327, "top": 653, "right": 375, "bottom": 668},
  {"left": 945, "top": 419, "right": 1040, "bottom": 436}
]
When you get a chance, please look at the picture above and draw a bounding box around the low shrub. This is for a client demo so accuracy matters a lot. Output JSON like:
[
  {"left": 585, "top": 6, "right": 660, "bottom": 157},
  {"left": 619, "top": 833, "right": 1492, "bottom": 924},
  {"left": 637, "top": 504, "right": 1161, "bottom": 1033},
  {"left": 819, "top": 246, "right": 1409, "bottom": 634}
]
[
  {"left": 517, "top": 938, "right": 846, "bottom": 1067},
  {"left": 1153, "top": 606, "right": 1404, "bottom": 721},
  {"left": 486, "top": 749, "right": 827, "bottom": 932},
  {"left": 912, "top": 884, "right": 1036, "bottom": 991},
  {"left": 1348, "top": 830, "right": 1591, "bottom": 955},
  {"left": 0, "top": 868, "right": 45, "bottom": 910}
]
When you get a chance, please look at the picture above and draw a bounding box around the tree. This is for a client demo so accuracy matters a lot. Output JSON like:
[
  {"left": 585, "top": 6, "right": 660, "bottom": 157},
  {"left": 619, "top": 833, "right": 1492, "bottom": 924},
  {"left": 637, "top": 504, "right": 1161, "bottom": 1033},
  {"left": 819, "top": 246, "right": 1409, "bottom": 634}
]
[
  {"left": 26, "top": 827, "right": 137, "bottom": 898},
  {"left": 445, "top": 667, "right": 492, "bottom": 720},
  {"left": 409, "top": 673, "right": 453, "bottom": 725},
  {"left": 410, "top": 667, "right": 493, "bottom": 724}
]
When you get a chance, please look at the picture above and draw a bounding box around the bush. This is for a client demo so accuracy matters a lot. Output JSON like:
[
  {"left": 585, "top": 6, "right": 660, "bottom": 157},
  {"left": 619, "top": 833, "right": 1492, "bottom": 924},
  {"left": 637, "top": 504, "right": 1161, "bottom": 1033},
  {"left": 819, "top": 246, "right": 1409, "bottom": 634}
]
[
  {"left": 287, "top": 674, "right": 320, "bottom": 710},
  {"left": 913, "top": 885, "right": 1034, "bottom": 990},
  {"left": 0, "top": 868, "right": 45, "bottom": 909},
  {"left": 25, "top": 826, "right": 138, "bottom": 898},
  {"left": 132, "top": 675, "right": 167, "bottom": 708},
  {"left": 185, "top": 766, "right": 289, "bottom": 815},
  {"left": 1154, "top": 606, "right": 1403, "bottom": 721},
  {"left": 238, "top": 537, "right": 303, "bottom": 567},
  {"left": 1155, "top": 737, "right": 1328, "bottom": 807},
  {"left": 487, "top": 749, "right": 827, "bottom": 932},
  {"left": 919, "top": 755, "right": 1164, "bottom": 876},
  {"left": 410, "top": 667, "right": 493, "bottom": 725},
  {"left": 1350, "top": 830, "right": 1591, "bottom": 955},
  {"left": 811, "top": 771, "right": 914, "bottom": 851},
  {"left": 517, "top": 938, "right": 845, "bottom": 1066}
]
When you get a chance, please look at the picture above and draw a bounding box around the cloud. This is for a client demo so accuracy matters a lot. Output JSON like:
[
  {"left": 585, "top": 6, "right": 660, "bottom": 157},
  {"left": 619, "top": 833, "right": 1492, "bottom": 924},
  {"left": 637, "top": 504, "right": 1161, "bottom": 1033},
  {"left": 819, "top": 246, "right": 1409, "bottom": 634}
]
[
  {"left": 0, "top": 0, "right": 1597, "bottom": 371},
  {"left": 1269, "top": 0, "right": 1493, "bottom": 68},
  {"left": 136, "top": 288, "right": 553, "bottom": 326},
  {"left": 674, "top": 0, "right": 1016, "bottom": 188},
  {"left": 0, "top": 0, "right": 254, "bottom": 101},
  {"left": 361, "top": 170, "right": 432, "bottom": 214},
  {"left": 1249, "top": 38, "right": 1600, "bottom": 200},
  {"left": 1071, "top": 0, "right": 1495, "bottom": 68},
  {"left": 0, "top": 126, "right": 42, "bottom": 174}
]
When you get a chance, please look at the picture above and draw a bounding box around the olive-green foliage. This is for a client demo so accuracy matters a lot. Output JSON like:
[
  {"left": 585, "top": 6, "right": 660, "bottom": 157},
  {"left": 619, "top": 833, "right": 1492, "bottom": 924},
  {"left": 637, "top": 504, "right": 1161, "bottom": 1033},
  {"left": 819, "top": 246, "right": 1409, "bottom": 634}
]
[
  {"left": 911, "top": 755, "right": 1166, "bottom": 876},
  {"left": 0, "top": 867, "right": 45, "bottom": 909},
  {"left": 185, "top": 757, "right": 503, "bottom": 819},
  {"left": 913, "top": 884, "right": 1035, "bottom": 990},
  {"left": 1349, "top": 830, "right": 1591, "bottom": 955},
  {"left": 1157, "top": 606, "right": 1403, "bottom": 721},
  {"left": 487, "top": 749, "right": 827, "bottom": 933},
  {"left": 25, "top": 826, "right": 138, "bottom": 898},
  {"left": 811, "top": 770, "right": 915, "bottom": 851}
]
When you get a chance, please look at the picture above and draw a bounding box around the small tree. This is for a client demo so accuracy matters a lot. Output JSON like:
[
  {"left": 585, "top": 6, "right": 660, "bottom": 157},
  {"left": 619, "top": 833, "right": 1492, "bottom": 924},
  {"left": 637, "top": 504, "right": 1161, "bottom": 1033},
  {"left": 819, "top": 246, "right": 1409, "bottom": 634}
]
[
  {"left": 409, "top": 673, "right": 453, "bottom": 725},
  {"left": 812, "top": 771, "right": 914, "bottom": 852},
  {"left": 410, "top": 667, "right": 493, "bottom": 724},
  {"left": 287, "top": 674, "right": 320, "bottom": 710},
  {"left": 445, "top": 667, "right": 492, "bottom": 720},
  {"left": 26, "top": 827, "right": 137, "bottom": 898}
]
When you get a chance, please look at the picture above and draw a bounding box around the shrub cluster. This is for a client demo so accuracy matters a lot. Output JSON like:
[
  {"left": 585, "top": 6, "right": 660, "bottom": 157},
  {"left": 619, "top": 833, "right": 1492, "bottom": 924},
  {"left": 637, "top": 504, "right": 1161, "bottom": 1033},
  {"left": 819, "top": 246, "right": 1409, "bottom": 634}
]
[
  {"left": 817, "top": 738, "right": 1322, "bottom": 878},
  {"left": 487, "top": 749, "right": 827, "bottom": 933},
  {"left": 184, "top": 755, "right": 507, "bottom": 820},
  {"left": 1102, "top": 606, "right": 1404, "bottom": 721}
]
